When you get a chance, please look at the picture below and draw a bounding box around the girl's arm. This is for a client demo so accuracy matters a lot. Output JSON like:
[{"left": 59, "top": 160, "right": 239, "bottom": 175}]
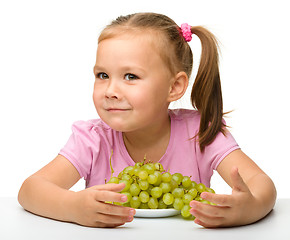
[
  {"left": 18, "top": 155, "right": 135, "bottom": 227},
  {"left": 189, "top": 149, "right": 277, "bottom": 227}
]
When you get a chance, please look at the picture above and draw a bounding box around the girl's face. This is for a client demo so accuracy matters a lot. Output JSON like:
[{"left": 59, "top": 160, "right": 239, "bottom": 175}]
[{"left": 93, "top": 33, "right": 174, "bottom": 132}]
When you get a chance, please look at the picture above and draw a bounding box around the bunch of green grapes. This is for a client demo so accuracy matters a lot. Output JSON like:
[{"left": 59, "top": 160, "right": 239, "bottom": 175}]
[{"left": 107, "top": 160, "right": 215, "bottom": 219}]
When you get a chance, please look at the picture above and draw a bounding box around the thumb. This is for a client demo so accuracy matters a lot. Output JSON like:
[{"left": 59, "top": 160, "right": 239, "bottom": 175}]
[
  {"left": 89, "top": 182, "right": 126, "bottom": 192},
  {"left": 230, "top": 166, "right": 249, "bottom": 193}
]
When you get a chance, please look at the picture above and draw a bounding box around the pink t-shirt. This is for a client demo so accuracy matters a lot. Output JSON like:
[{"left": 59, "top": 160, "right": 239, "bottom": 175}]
[{"left": 59, "top": 109, "right": 240, "bottom": 188}]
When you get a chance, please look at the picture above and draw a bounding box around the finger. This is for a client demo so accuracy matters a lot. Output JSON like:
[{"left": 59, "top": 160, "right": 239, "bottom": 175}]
[
  {"left": 98, "top": 223, "right": 125, "bottom": 228},
  {"left": 93, "top": 189, "right": 129, "bottom": 204},
  {"left": 199, "top": 192, "right": 232, "bottom": 207},
  {"left": 90, "top": 183, "right": 126, "bottom": 192},
  {"left": 230, "top": 166, "right": 249, "bottom": 192},
  {"left": 95, "top": 210, "right": 134, "bottom": 225},
  {"left": 189, "top": 201, "right": 226, "bottom": 228},
  {"left": 89, "top": 183, "right": 128, "bottom": 203},
  {"left": 194, "top": 218, "right": 222, "bottom": 228},
  {"left": 96, "top": 201, "right": 136, "bottom": 217},
  {"left": 88, "top": 221, "right": 126, "bottom": 228},
  {"left": 190, "top": 200, "right": 228, "bottom": 218}
]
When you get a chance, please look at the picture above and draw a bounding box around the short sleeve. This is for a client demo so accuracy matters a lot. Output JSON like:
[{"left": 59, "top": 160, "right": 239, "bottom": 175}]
[
  {"left": 196, "top": 129, "right": 240, "bottom": 186},
  {"left": 59, "top": 121, "right": 101, "bottom": 180}
]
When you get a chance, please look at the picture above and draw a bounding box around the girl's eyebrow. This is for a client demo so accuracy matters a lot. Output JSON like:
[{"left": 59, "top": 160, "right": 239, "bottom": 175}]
[
  {"left": 93, "top": 65, "right": 146, "bottom": 74},
  {"left": 93, "top": 65, "right": 105, "bottom": 74},
  {"left": 120, "top": 66, "right": 146, "bottom": 74}
]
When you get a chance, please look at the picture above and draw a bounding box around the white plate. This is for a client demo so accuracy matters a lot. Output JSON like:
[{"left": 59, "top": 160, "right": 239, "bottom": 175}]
[{"left": 134, "top": 208, "right": 180, "bottom": 218}]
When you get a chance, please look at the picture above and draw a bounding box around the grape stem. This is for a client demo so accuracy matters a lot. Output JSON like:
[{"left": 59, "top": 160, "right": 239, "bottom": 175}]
[
  {"left": 142, "top": 154, "right": 147, "bottom": 165},
  {"left": 109, "top": 149, "right": 114, "bottom": 178}
]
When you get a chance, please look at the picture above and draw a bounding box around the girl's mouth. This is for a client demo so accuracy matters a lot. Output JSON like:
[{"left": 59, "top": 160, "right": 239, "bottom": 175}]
[{"left": 106, "top": 108, "right": 131, "bottom": 112}]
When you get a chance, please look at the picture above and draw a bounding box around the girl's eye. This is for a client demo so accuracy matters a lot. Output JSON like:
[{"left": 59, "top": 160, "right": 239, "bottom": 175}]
[
  {"left": 125, "top": 73, "right": 139, "bottom": 81},
  {"left": 96, "top": 72, "right": 109, "bottom": 79}
]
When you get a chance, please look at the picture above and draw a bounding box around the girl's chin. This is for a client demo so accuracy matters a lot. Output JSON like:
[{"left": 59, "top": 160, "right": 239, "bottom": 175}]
[{"left": 102, "top": 120, "right": 134, "bottom": 132}]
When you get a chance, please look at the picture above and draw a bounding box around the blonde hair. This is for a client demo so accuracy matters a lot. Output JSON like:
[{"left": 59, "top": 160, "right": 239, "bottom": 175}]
[{"left": 98, "top": 12, "right": 226, "bottom": 152}]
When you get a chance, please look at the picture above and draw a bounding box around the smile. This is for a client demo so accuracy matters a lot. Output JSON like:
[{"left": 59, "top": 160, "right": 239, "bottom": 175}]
[{"left": 106, "top": 108, "right": 131, "bottom": 112}]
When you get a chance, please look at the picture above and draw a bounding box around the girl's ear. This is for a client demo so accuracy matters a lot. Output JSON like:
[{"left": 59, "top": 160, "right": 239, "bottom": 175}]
[{"left": 167, "top": 71, "right": 189, "bottom": 102}]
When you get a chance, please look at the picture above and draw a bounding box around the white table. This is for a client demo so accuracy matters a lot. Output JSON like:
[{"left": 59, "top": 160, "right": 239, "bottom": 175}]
[{"left": 1, "top": 198, "right": 289, "bottom": 240}]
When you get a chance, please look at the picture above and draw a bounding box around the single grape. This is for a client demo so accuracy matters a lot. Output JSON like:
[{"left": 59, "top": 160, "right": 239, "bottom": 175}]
[
  {"left": 173, "top": 197, "right": 184, "bottom": 210},
  {"left": 182, "top": 193, "right": 194, "bottom": 204},
  {"left": 123, "top": 166, "right": 134, "bottom": 175},
  {"left": 121, "top": 173, "right": 132, "bottom": 183},
  {"left": 190, "top": 181, "right": 197, "bottom": 189},
  {"left": 160, "top": 182, "right": 171, "bottom": 193},
  {"left": 147, "top": 174, "right": 158, "bottom": 184},
  {"left": 161, "top": 172, "right": 172, "bottom": 183},
  {"left": 163, "top": 193, "right": 174, "bottom": 205},
  {"left": 130, "top": 196, "right": 141, "bottom": 208},
  {"left": 205, "top": 187, "right": 215, "bottom": 193},
  {"left": 172, "top": 187, "right": 184, "bottom": 198},
  {"left": 181, "top": 204, "right": 191, "bottom": 218},
  {"left": 182, "top": 176, "right": 192, "bottom": 188},
  {"left": 138, "top": 170, "right": 148, "bottom": 180},
  {"left": 135, "top": 162, "right": 143, "bottom": 168},
  {"left": 153, "top": 171, "right": 162, "bottom": 186},
  {"left": 132, "top": 167, "right": 140, "bottom": 176},
  {"left": 172, "top": 173, "right": 183, "bottom": 185},
  {"left": 170, "top": 179, "right": 178, "bottom": 191},
  {"left": 196, "top": 183, "right": 206, "bottom": 193},
  {"left": 107, "top": 177, "right": 119, "bottom": 184},
  {"left": 188, "top": 188, "right": 198, "bottom": 198},
  {"left": 128, "top": 166, "right": 137, "bottom": 176},
  {"left": 139, "top": 191, "right": 150, "bottom": 203},
  {"left": 151, "top": 187, "right": 162, "bottom": 198},
  {"left": 119, "top": 179, "right": 130, "bottom": 192},
  {"left": 148, "top": 197, "right": 158, "bottom": 209},
  {"left": 129, "top": 183, "right": 141, "bottom": 196},
  {"left": 154, "top": 162, "right": 164, "bottom": 171},
  {"left": 138, "top": 180, "right": 149, "bottom": 190},
  {"left": 142, "top": 164, "right": 155, "bottom": 174}
]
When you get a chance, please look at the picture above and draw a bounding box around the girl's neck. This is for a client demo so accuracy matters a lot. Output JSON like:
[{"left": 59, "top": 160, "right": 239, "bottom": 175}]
[{"left": 122, "top": 115, "right": 171, "bottom": 163}]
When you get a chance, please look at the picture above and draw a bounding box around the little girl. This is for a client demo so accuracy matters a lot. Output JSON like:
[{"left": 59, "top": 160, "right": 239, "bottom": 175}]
[{"left": 18, "top": 12, "right": 276, "bottom": 228}]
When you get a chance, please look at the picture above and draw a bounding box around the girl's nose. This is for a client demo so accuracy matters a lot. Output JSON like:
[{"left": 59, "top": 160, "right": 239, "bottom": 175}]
[{"left": 105, "top": 80, "right": 121, "bottom": 99}]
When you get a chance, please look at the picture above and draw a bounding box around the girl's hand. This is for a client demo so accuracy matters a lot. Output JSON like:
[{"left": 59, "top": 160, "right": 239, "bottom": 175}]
[
  {"left": 189, "top": 167, "right": 258, "bottom": 228},
  {"left": 71, "top": 182, "right": 135, "bottom": 228}
]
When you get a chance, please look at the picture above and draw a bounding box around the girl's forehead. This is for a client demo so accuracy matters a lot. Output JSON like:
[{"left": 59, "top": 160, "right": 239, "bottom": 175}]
[
  {"left": 96, "top": 29, "right": 174, "bottom": 76},
  {"left": 98, "top": 30, "right": 169, "bottom": 59},
  {"left": 97, "top": 32, "right": 164, "bottom": 60},
  {"left": 95, "top": 32, "right": 172, "bottom": 77},
  {"left": 99, "top": 30, "right": 157, "bottom": 46}
]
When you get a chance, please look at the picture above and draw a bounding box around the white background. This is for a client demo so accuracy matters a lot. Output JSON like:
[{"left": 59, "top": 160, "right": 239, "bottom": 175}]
[{"left": 0, "top": 0, "right": 289, "bottom": 198}]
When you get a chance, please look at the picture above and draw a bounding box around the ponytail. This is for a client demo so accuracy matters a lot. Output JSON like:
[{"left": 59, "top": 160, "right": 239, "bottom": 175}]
[{"left": 190, "top": 26, "right": 226, "bottom": 152}]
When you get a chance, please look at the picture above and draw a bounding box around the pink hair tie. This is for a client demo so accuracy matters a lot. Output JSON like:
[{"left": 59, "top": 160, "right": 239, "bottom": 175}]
[{"left": 180, "top": 23, "right": 192, "bottom": 42}]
